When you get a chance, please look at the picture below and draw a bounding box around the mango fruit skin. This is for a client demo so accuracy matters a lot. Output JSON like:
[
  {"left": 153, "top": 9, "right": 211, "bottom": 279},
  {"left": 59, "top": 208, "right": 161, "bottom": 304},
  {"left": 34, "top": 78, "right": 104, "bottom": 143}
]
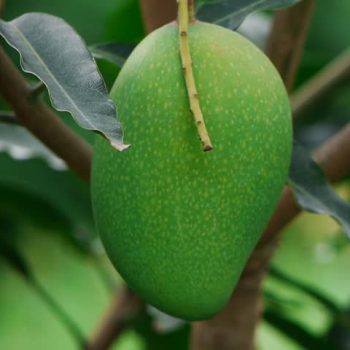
[{"left": 92, "top": 21, "right": 292, "bottom": 321}]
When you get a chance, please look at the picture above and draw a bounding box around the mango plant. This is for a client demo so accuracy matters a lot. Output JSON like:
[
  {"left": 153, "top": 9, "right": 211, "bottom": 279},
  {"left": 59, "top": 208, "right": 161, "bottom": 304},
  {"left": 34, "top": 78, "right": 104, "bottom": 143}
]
[{"left": 0, "top": 0, "right": 350, "bottom": 349}]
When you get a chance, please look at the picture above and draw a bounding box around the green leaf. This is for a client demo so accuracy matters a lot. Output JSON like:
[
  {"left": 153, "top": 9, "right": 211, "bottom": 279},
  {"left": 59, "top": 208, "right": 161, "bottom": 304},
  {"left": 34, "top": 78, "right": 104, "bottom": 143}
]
[
  {"left": 327, "top": 308, "right": 350, "bottom": 350},
  {"left": 196, "top": 0, "right": 300, "bottom": 30},
  {"left": 269, "top": 267, "right": 340, "bottom": 314},
  {"left": 0, "top": 215, "right": 85, "bottom": 346},
  {"left": 0, "top": 215, "right": 31, "bottom": 278},
  {"left": 0, "top": 123, "right": 66, "bottom": 170},
  {"left": 0, "top": 13, "right": 128, "bottom": 151},
  {"left": 90, "top": 42, "right": 136, "bottom": 68},
  {"left": 0, "top": 154, "right": 95, "bottom": 253},
  {"left": 264, "top": 310, "right": 329, "bottom": 349},
  {"left": 288, "top": 142, "right": 350, "bottom": 239}
]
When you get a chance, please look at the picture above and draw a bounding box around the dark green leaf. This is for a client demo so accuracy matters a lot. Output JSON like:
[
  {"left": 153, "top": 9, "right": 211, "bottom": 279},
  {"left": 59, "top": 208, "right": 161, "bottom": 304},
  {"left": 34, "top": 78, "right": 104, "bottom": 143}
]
[
  {"left": 196, "top": 0, "right": 300, "bottom": 30},
  {"left": 90, "top": 42, "right": 135, "bottom": 68},
  {"left": 133, "top": 310, "right": 190, "bottom": 350},
  {"left": 0, "top": 13, "right": 128, "bottom": 151},
  {"left": 327, "top": 308, "right": 350, "bottom": 350},
  {"left": 0, "top": 215, "right": 31, "bottom": 278},
  {"left": 0, "top": 154, "right": 95, "bottom": 253},
  {"left": 0, "top": 216, "right": 86, "bottom": 346},
  {"left": 289, "top": 142, "right": 350, "bottom": 239}
]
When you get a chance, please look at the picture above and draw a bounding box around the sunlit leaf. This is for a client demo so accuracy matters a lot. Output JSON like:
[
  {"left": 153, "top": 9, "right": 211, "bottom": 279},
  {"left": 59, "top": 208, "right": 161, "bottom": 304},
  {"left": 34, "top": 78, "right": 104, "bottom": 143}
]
[{"left": 0, "top": 13, "right": 128, "bottom": 151}]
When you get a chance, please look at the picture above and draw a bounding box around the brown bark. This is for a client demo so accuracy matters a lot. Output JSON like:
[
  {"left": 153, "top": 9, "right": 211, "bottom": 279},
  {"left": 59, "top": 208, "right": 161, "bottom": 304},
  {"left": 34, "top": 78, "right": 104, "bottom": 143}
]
[
  {"left": 0, "top": 0, "right": 5, "bottom": 15},
  {"left": 0, "top": 47, "right": 92, "bottom": 182},
  {"left": 265, "top": 0, "right": 315, "bottom": 92},
  {"left": 292, "top": 49, "right": 350, "bottom": 118},
  {"left": 0, "top": 44, "right": 138, "bottom": 349},
  {"left": 0, "top": 111, "right": 17, "bottom": 125},
  {"left": 191, "top": 2, "right": 315, "bottom": 349},
  {"left": 0, "top": 1, "right": 336, "bottom": 349},
  {"left": 140, "top": 0, "right": 177, "bottom": 33},
  {"left": 189, "top": 123, "right": 350, "bottom": 350},
  {"left": 0, "top": 0, "right": 344, "bottom": 349},
  {"left": 87, "top": 1, "right": 323, "bottom": 349},
  {"left": 86, "top": 288, "right": 144, "bottom": 350}
]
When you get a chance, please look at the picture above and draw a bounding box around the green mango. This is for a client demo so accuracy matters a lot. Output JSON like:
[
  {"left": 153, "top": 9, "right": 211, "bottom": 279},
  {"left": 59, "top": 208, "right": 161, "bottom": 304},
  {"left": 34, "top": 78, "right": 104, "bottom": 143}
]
[{"left": 92, "top": 21, "right": 292, "bottom": 321}]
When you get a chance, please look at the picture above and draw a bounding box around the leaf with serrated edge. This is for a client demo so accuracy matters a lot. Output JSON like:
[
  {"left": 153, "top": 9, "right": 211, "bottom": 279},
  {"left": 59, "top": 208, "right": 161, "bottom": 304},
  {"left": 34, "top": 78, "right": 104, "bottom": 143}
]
[
  {"left": 196, "top": 0, "right": 300, "bottom": 30},
  {"left": 0, "top": 13, "right": 128, "bottom": 151},
  {"left": 289, "top": 142, "right": 350, "bottom": 239}
]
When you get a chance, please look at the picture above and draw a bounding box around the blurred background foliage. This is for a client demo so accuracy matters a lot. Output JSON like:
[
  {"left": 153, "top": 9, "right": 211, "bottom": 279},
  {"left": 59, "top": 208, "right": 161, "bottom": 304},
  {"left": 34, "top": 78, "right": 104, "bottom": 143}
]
[{"left": 0, "top": 0, "right": 349, "bottom": 349}]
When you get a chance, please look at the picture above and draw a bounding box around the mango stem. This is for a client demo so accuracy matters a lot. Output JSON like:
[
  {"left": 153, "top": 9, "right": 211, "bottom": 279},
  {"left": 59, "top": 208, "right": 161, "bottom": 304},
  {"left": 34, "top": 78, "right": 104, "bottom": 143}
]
[
  {"left": 188, "top": 0, "right": 195, "bottom": 22},
  {"left": 178, "top": 0, "right": 213, "bottom": 152}
]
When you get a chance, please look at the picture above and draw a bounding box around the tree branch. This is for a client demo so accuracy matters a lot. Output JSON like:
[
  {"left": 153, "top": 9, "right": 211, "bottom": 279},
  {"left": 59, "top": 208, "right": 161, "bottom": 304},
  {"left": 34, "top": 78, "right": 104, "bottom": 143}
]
[
  {"left": 265, "top": 0, "right": 315, "bottom": 93},
  {"left": 0, "top": 42, "right": 142, "bottom": 348},
  {"left": 189, "top": 122, "right": 350, "bottom": 349},
  {"left": 88, "top": 1, "right": 321, "bottom": 349},
  {"left": 0, "top": 1, "right": 337, "bottom": 349},
  {"left": 0, "top": 47, "right": 92, "bottom": 182},
  {"left": 86, "top": 287, "right": 144, "bottom": 350},
  {"left": 191, "top": 1, "right": 315, "bottom": 349},
  {"left": 140, "top": 0, "right": 177, "bottom": 33},
  {"left": 291, "top": 49, "right": 350, "bottom": 118},
  {"left": 0, "top": 0, "right": 5, "bottom": 15},
  {"left": 85, "top": 2, "right": 178, "bottom": 348}
]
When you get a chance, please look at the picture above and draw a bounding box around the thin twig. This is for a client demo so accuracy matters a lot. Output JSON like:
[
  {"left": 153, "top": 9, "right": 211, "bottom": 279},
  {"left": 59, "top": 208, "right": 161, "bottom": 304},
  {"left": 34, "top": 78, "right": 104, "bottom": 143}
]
[
  {"left": 86, "top": 287, "right": 144, "bottom": 350},
  {"left": 0, "top": 47, "right": 92, "bottom": 182},
  {"left": 291, "top": 49, "right": 350, "bottom": 118},
  {"left": 178, "top": 0, "right": 213, "bottom": 151}
]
